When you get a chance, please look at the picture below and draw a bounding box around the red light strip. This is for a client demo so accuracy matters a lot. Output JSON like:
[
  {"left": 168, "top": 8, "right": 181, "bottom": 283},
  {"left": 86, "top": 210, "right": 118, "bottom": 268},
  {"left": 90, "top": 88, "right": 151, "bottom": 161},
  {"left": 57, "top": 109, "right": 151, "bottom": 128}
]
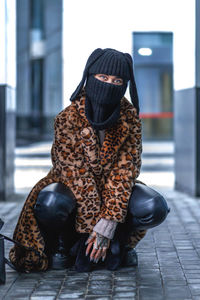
[{"left": 139, "top": 112, "right": 173, "bottom": 119}]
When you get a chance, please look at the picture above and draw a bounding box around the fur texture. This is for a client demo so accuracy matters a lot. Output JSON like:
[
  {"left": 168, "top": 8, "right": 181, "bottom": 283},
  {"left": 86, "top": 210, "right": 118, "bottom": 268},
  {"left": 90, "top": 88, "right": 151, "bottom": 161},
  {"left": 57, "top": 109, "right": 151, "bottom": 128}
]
[{"left": 9, "top": 92, "right": 146, "bottom": 271}]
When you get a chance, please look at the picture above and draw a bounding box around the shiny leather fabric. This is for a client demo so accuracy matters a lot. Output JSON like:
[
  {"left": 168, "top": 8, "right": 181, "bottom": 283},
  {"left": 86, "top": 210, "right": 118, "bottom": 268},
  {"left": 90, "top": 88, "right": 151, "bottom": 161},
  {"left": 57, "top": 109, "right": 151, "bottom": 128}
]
[
  {"left": 34, "top": 183, "right": 78, "bottom": 257},
  {"left": 128, "top": 183, "right": 170, "bottom": 230},
  {"left": 34, "top": 182, "right": 169, "bottom": 232},
  {"left": 33, "top": 182, "right": 170, "bottom": 270},
  {"left": 34, "top": 183, "right": 76, "bottom": 232}
]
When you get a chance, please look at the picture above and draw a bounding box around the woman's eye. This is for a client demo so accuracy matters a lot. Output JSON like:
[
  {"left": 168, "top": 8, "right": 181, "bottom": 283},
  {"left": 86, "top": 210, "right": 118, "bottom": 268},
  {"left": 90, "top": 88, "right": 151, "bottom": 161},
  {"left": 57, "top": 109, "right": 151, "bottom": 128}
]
[
  {"left": 114, "top": 79, "right": 123, "bottom": 85},
  {"left": 99, "top": 75, "right": 107, "bottom": 80}
]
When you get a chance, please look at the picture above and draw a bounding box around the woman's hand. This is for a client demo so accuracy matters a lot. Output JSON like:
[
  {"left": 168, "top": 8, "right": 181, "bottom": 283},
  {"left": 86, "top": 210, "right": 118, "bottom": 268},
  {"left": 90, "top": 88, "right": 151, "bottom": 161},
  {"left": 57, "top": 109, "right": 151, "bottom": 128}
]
[{"left": 85, "top": 231, "right": 110, "bottom": 263}]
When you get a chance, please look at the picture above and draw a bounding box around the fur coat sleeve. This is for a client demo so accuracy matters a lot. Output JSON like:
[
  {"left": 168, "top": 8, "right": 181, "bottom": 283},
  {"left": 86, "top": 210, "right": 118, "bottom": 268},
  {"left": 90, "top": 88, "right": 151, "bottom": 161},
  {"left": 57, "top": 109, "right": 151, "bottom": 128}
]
[{"left": 99, "top": 114, "right": 142, "bottom": 222}]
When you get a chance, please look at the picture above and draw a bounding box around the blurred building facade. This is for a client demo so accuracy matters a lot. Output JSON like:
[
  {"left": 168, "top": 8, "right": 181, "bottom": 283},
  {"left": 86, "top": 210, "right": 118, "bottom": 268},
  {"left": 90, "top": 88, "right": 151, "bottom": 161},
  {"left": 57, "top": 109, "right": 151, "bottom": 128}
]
[
  {"left": 0, "top": 0, "right": 16, "bottom": 200},
  {"left": 16, "top": 0, "right": 195, "bottom": 144},
  {"left": 62, "top": 0, "right": 195, "bottom": 142},
  {"left": 1, "top": 0, "right": 199, "bottom": 199},
  {"left": 174, "top": 0, "right": 200, "bottom": 196},
  {"left": 16, "top": 0, "right": 63, "bottom": 143},
  {"left": 133, "top": 32, "right": 173, "bottom": 140},
  {"left": 62, "top": 0, "right": 199, "bottom": 196}
]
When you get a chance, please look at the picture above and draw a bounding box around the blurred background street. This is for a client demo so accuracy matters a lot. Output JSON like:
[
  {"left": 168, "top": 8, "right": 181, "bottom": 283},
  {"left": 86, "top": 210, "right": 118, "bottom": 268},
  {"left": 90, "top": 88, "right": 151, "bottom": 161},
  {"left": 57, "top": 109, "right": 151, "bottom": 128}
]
[
  {"left": 14, "top": 141, "right": 175, "bottom": 194},
  {"left": 1, "top": 0, "right": 200, "bottom": 299},
  {"left": 2, "top": 141, "right": 200, "bottom": 299}
]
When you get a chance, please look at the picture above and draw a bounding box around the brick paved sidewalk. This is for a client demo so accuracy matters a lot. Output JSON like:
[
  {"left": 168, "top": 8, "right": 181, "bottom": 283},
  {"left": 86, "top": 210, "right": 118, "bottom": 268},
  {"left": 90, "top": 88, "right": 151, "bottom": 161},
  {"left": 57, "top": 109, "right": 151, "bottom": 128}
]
[{"left": 1, "top": 188, "right": 200, "bottom": 300}]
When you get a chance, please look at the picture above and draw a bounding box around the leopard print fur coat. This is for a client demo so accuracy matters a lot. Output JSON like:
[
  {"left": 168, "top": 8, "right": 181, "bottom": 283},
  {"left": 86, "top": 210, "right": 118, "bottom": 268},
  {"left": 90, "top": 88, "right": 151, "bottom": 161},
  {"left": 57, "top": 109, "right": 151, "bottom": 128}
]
[{"left": 9, "top": 92, "right": 146, "bottom": 271}]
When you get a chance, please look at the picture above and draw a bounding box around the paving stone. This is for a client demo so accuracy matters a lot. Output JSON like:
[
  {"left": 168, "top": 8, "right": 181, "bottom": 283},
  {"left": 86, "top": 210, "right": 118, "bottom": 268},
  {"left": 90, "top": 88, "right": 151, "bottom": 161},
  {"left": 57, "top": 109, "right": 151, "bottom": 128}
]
[
  {"left": 90, "top": 274, "right": 111, "bottom": 280},
  {"left": 138, "top": 262, "right": 159, "bottom": 269},
  {"left": 88, "top": 281, "right": 112, "bottom": 289},
  {"left": 187, "top": 278, "right": 200, "bottom": 284},
  {"left": 63, "top": 282, "right": 87, "bottom": 289},
  {"left": 160, "top": 266, "right": 184, "bottom": 274},
  {"left": 87, "top": 289, "right": 112, "bottom": 296},
  {"left": 161, "top": 273, "right": 186, "bottom": 281},
  {"left": 30, "top": 297, "right": 56, "bottom": 300},
  {"left": 112, "top": 298, "right": 136, "bottom": 300},
  {"left": 15, "top": 296, "right": 32, "bottom": 300},
  {"left": 39, "top": 279, "right": 62, "bottom": 284},
  {"left": 159, "top": 261, "right": 181, "bottom": 267},
  {"left": 188, "top": 284, "right": 200, "bottom": 295},
  {"left": 113, "top": 286, "right": 136, "bottom": 292},
  {"left": 36, "top": 283, "right": 61, "bottom": 290},
  {"left": 32, "top": 290, "right": 58, "bottom": 296},
  {"left": 138, "top": 286, "right": 164, "bottom": 300},
  {"left": 112, "top": 291, "right": 136, "bottom": 298},
  {"left": 85, "top": 297, "right": 110, "bottom": 300},
  {"left": 164, "top": 285, "right": 192, "bottom": 299},
  {"left": 58, "top": 292, "right": 85, "bottom": 298},
  {"left": 179, "top": 260, "right": 200, "bottom": 266},
  {"left": 7, "top": 294, "right": 32, "bottom": 299},
  {"left": 182, "top": 265, "right": 200, "bottom": 270},
  {"left": 61, "top": 287, "right": 87, "bottom": 294},
  {"left": 113, "top": 281, "right": 136, "bottom": 287},
  {"left": 163, "top": 280, "right": 187, "bottom": 286},
  {"left": 115, "top": 270, "right": 137, "bottom": 276}
]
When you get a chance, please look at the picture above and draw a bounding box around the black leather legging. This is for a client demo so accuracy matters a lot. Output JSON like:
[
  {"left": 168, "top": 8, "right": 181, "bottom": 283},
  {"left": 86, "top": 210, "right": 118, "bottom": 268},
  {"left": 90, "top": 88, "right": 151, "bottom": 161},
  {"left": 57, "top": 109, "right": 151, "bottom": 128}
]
[
  {"left": 34, "top": 182, "right": 170, "bottom": 249},
  {"left": 127, "top": 183, "right": 170, "bottom": 230}
]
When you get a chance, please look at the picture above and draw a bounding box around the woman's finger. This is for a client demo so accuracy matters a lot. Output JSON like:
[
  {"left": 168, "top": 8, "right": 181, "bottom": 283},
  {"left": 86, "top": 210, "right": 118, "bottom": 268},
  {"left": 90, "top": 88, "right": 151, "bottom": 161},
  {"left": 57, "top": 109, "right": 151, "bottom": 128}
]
[
  {"left": 90, "top": 246, "right": 98, "bottom": 261},
  {"left": 85, "top": 241, "right": 94, "bottom": 256},
  {"left": 85, "top": 232, "right": 97, "bottom": 256},
  {"left": 85, "top": 232, "right": 96, "bottom": 245},
  {"left": 94, "top": 248, "right": 103, "bottom": 263},
  {"left": 101, "top": 247, "right": 108, "bottom": 261},
  {"left": 89, "top": 236, "right": 100, "bottom": 260}
]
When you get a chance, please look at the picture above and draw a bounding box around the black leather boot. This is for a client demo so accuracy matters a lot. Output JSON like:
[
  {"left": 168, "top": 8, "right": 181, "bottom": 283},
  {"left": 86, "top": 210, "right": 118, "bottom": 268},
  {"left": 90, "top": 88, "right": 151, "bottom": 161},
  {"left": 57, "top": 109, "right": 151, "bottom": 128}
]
[
  {"left": 34, "top": 183, "right": 76, "bottom": 270},
  {"left": 50, "top": 234, "right": 74, "bottom": 270},
  {"left": 105, "top": 238, "right": 125, "bottom": 271},
  {"left": 73, "top": 235, "right": 92, "bottom": 272},
  {"left": 121, "top": 247, "right": 138, "bottom": 267}
]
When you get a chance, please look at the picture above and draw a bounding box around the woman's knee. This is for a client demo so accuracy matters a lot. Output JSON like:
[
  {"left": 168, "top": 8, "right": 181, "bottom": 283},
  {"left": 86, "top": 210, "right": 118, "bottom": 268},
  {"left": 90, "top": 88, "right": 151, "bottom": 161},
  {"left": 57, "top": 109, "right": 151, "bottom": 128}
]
[
  {"left": 128, "top": 183, "right": 170, "bottom": 230},
  {"left": 34, "top": 183, "right": 76, "bottom": 229}
]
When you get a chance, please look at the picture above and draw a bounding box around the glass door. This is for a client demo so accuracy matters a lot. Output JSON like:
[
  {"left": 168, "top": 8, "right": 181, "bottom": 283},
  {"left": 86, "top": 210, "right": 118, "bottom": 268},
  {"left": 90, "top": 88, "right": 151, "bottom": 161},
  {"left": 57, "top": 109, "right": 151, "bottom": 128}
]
[{"left": 133, "top": 32, "right": 173, "bottom": 140}]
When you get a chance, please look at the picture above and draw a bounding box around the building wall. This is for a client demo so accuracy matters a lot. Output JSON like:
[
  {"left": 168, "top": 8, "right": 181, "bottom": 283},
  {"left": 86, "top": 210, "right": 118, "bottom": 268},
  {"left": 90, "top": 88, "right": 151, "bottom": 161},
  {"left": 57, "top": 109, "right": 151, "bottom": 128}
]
[
  {"left": 0, "top": 0, "right": 16, "bottom": 199},
  {"left": 17, "top": 0, "right": 62, "bottom": 142},
  {"left": 17, "top": 0, "right": 30, "bottom": 120},
  {"left": 16, "top": 0, "right": 196, "bottom": 142},
  {"left": 43, "top": 0, "right": 63, "bottom": 133},
  {"left": 62, "top": 0, "right": 195, "bottom": 106},
  {"left": 174, "top": 0, "right": 200, "bottom": 196}
]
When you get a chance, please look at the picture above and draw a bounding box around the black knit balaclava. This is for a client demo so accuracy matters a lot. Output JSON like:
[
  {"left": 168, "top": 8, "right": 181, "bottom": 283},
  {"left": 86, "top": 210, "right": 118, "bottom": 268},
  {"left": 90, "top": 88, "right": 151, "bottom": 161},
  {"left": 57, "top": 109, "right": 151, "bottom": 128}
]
[
  {"left": 84, "top": 75, "right": 127, "bottom": 130},
  {"left": 85, "top": 49, "right": 130, "bottom": 130},
  {"left": 70, "top": 48, "right": 139, "bottom": 130}
]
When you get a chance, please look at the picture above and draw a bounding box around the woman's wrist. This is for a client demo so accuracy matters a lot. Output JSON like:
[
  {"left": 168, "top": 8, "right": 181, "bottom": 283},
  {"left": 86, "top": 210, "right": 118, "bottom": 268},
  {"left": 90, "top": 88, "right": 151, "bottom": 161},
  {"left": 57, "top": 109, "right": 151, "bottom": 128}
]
[{"left": 93, "top": 218, "right": 118, "bottom": 240}]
